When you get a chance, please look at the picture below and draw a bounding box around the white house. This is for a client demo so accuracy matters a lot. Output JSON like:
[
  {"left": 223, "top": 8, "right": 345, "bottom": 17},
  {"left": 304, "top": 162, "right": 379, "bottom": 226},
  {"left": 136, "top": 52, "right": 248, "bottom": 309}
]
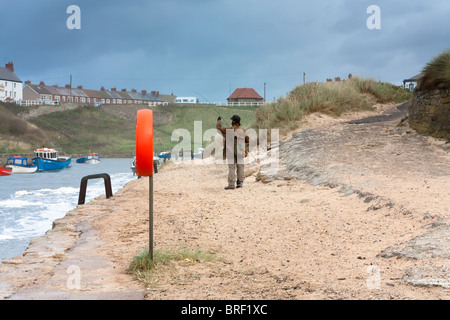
[
  {"left": 174, "top": 97, "right": 199, "bottom": 104},
  {"left": 0, "top": 61, "right": 23, "bottom": 102}
]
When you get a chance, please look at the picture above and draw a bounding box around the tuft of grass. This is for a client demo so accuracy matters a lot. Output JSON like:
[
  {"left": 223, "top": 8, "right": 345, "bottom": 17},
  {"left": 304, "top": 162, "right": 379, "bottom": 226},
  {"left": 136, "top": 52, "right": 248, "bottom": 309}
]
[
  {"left": 418, "top": 49, "right": 450, "bottom": 90},
  {"left": 128, "top": 247, "right": 221, "bottom": 287},
  {"left": 51, "top": 253, "right": 66, "bottom": 262}
]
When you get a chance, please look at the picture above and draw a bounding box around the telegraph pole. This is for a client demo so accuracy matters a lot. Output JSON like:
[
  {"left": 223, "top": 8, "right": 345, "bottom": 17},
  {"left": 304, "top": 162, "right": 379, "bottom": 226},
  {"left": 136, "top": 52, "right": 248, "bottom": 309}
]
[{"left": 264, "top": 82, "right": 266, "bottom": 102}]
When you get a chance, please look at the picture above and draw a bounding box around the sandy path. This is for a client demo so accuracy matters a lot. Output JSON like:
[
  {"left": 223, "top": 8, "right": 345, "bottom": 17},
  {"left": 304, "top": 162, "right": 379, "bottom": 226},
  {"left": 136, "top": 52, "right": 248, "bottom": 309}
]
[{"left": 93, "top": 160, "right": 447, "bottom": 300}]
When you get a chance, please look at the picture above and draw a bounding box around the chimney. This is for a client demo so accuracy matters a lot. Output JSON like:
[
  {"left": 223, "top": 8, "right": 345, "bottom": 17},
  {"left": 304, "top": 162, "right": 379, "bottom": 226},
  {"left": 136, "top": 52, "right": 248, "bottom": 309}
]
[
  {"left": 65, "top": 84, "right": 71, "bottom": 89},
  {"left": 121, "top": 88, "right": 127, "bottom": 92},
  {"left": 151, "top": 91, "right": 156, "bottom": 95},
  {"left": 156, "top": 91, "right": 159, "bottom": 97},
  {"left": 142, "top": 90, "right": 147, "bottom": 95},
  {"left": 100, "top": 86, "right": 105, "bottom": 91},
  {"left": 132, "top": 89, "right": 137, "bottom": 93},
  {"left": 40, "top": 81, "right": 46, "bottom": 86},
  {"left": 5, "top": 61, "right": 14, "bottom": 73},
  {"left": 111, "top": 87, "right": 116, "bottom": 91},
  {"left": 77, "top": 85, "right": 83, "bottom": 89},
  {"left": 25, "top": 80, "right": 31, "bottom": 85}
]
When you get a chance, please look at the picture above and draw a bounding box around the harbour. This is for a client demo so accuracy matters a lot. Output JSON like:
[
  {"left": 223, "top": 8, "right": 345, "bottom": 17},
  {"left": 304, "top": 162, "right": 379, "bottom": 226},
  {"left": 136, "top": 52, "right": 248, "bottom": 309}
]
[{"left": 0, "top": 158, "right": 135, "bottom": 261}]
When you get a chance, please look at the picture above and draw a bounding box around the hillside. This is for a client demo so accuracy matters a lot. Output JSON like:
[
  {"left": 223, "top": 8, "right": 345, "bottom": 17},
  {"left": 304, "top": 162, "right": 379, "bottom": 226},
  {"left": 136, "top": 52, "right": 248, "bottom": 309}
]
[
  {"left": 0, "top": 78, "right": 412, "bottom": 156},
  {"left": 0, "top": 103, "right": 49, "bottom": 154},
  {"left": 0, "top": 102, "right": 257, "bottom": 155}
]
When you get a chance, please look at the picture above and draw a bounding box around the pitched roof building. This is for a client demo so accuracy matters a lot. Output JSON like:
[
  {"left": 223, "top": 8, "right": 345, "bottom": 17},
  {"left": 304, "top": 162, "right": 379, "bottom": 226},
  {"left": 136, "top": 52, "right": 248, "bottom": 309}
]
[
  {"left": 0, "top": 61, "right": 23, "bottom": 102},
  {"left": 403, "top": 73, "right": 423, "bottom": 92},
  {"left": 227, "top": 88, "right": 264, "bottom": 105}
]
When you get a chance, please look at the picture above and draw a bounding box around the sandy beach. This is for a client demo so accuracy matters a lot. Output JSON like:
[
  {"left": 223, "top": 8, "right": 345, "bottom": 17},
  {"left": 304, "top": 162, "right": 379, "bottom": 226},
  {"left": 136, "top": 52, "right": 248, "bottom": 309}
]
[{"left": 1, "top": 102, "right": 449, "bottom": 300}]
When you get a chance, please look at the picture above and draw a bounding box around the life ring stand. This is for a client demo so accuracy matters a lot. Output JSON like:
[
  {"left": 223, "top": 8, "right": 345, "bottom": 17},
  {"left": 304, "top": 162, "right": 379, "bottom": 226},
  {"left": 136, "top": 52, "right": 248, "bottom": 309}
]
[
  {"left": 136, "top": 109, "right": 155, "bottom": 261},
  {"left": 135, "top": 109, "right": 154, "bottom": 177}
]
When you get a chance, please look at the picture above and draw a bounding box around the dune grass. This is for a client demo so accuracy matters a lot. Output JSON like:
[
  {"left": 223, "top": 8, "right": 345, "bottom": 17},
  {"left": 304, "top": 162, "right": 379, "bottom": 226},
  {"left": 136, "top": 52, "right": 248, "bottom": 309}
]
[
  {"left": 254, "top": 77, "right": 412, "bottom": 133},
  {"left": 418, "top": 49, "right": 450, "bottom": 90}
]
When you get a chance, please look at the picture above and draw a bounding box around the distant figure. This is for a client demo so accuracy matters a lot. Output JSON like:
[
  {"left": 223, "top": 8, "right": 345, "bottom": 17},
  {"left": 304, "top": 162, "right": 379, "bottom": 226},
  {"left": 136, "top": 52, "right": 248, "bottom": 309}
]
[{"left": 216, "top": 115, "right": 249, "bottom": 190}]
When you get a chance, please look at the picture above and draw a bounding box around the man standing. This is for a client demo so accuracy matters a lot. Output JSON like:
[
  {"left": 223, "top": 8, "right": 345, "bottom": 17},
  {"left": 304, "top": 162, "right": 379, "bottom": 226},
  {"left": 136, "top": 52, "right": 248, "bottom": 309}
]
[{"left": 216, "top": 115, "right": 248, "bottom": 190}]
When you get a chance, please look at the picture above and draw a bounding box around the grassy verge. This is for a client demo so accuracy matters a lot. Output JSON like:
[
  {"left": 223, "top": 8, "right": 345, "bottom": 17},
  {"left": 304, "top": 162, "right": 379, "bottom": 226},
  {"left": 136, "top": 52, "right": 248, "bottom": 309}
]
[
  {"left": 128, "top": 247, "right": 222, "bottom": 288},
  {"left": 254, "top": 77, "right": 412, "bottom": 134}
]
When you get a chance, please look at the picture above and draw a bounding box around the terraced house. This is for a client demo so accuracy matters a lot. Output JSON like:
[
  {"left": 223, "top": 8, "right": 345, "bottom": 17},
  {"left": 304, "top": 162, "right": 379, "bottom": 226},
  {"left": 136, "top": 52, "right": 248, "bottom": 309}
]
[{"left": 22, "top": 82, "right": 166, "bottom": 107}]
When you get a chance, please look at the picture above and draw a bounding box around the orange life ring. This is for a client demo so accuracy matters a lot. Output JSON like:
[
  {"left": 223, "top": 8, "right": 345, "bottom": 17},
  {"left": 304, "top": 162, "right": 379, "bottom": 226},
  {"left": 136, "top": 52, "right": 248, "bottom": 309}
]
[{"left": 136, "top": 109, "right": 154, "bottom": 176}]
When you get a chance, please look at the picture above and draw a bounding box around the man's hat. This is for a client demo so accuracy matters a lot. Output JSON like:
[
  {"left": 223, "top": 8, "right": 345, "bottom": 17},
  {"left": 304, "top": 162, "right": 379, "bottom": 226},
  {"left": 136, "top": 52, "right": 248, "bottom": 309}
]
[{"left": 231, "top": 115, "right": 241, "bottom": 124}]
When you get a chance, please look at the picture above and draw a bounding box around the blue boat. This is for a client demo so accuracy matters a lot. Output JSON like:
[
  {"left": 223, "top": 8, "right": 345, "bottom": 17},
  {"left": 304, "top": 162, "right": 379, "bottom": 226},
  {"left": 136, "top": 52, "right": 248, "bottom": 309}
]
[
  {"left": 5, "top": 156, "right": 38, "bottom": 173},
  {"left": 157, "top": 152, "right": 171, "bottom": 160},
  {"left": 32, "top": 148, "right": 71, "bottom": 171},
  {"left": 76, "top": 152, "right": 100, "bottom": 164}
]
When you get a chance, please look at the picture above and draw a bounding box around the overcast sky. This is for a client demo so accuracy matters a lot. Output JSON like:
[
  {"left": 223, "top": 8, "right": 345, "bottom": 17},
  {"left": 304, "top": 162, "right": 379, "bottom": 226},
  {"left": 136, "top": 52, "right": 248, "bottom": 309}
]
[{"left": 1, "top": 0, "right": 449, "bottom": 102}]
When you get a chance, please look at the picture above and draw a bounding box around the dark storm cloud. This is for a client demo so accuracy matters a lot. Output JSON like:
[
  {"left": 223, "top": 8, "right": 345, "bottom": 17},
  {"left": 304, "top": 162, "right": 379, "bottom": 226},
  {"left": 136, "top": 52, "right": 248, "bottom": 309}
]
[{"left": 1, "top": 0, "right": 449, "bottom": 101}]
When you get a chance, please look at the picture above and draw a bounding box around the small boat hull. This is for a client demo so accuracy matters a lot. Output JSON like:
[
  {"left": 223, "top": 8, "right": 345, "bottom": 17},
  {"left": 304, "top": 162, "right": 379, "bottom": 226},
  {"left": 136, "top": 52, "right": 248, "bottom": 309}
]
[
  {"left": 32, "top": 157, "right": 71, "bottom": 171},
  {"left": 0, "top": 167, "right": 12, "bottom": 176},
  {"left": 6, "top": 165, "right": 38, "bottom": 174},
  {"left": 6, "top": 157, "right": 37, "bottom": 173},
  {"left": 76, "top": 153, "right": 100, "bottom": 164},
  {"left": 157, "top": 152, "right": 171, "bottom": 160},
  {"left": 85, "top": 158, "right": 100, "bottom": 165}
]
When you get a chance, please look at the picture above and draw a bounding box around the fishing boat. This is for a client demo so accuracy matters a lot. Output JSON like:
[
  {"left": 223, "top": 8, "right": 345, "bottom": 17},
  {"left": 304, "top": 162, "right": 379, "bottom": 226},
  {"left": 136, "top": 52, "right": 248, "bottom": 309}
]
[
  {"left": 76, "top": 152, "right": 100, "bottom": 164},
  {"left": 157, "top": 152, "right": 171, "bottom": 160},
  {"left": 32, "top": 148, "right": 71, "bottom": 171},
  {"left": 0, "top": 166, "right": 12, "bottom": 176},
  {"left": 5, "top": 156, "right": 38, "bottom": 173}
]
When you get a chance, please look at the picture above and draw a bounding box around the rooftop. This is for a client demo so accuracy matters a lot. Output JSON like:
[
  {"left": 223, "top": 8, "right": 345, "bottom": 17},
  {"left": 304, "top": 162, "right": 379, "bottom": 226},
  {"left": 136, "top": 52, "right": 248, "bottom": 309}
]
[
  {"left": 227, "top": 88, "right": 263, "bottom": 100},
  {"left": 0, "top": 65, "right": 22, "bottom": 83}
]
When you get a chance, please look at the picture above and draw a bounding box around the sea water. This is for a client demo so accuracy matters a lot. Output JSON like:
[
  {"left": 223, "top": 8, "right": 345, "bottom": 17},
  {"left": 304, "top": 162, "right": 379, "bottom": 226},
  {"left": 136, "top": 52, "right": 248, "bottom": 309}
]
[{"left": 0, "top": 158, "right": 136, "bottom": 261}]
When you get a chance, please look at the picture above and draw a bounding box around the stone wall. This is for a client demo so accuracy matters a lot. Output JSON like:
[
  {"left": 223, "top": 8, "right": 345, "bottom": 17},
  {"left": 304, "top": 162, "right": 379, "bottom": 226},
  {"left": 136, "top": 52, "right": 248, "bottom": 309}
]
[{"left": 409, "top": 84, "right": 450, "bottom": 140}]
